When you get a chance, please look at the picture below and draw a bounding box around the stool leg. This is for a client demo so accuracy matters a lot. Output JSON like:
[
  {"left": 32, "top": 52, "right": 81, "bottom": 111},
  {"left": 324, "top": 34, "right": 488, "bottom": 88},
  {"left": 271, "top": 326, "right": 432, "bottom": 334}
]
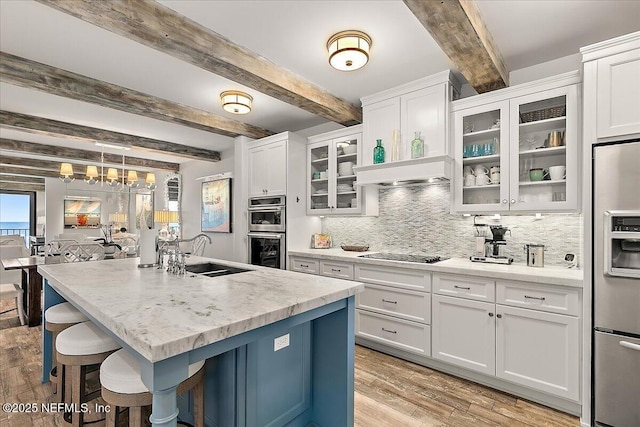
[
  {"left": 193, "top": 381, "right": 204, "bottom": 427},
  {"left": 64, "top": 364, "right": 73, "bottom": 407},
  {"left": 105, "top": 404, "right": 117, "bottom": 427},
  {"left": 129, "top": 406, "right": 142, "bottom": 427},
  {"left": 71, "top": 365, "right": 86, "bottom": 427},
  {"left": 16, "top": 294, "right": 26, "bottom": 326}
]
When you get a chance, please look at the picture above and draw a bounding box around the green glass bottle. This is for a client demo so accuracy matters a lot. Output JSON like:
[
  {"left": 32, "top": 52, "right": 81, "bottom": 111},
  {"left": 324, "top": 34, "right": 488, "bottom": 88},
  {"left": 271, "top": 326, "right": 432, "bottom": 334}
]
[
  {"left": 411, "top": 131, "right": 424, "bottom": 159},
  {"left": 373, "top": 139, "right": 385, "bottom": 164}
]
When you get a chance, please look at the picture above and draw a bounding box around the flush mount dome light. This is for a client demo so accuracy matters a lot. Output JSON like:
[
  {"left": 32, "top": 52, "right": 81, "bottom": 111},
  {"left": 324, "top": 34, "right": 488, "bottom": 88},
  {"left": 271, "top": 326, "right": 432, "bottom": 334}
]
[
  {"left": 220, "top": 90, "right": 253, "bottom": 114},
  {"left": 327, "top": 30, "right": 372, "bottom": 71}
]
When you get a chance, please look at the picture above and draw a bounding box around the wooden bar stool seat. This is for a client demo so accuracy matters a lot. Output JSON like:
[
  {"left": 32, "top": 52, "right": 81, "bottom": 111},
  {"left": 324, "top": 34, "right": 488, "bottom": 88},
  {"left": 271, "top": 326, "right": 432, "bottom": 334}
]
[
  {"left": 45, "top": 302, "right": 89, "bottom": 402},
  {"left": 101, "top": 349, "right": 205, "bottom": 427},
  {"left": 56, "top": 321, "right": 120, "bottom": 427}
]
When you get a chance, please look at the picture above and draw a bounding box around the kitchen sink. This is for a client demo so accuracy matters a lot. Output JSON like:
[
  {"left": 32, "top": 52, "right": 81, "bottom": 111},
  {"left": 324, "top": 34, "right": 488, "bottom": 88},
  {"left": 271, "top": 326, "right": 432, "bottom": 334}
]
[{"left": 186, "top": 262, "right": 252, "bottom": 277}]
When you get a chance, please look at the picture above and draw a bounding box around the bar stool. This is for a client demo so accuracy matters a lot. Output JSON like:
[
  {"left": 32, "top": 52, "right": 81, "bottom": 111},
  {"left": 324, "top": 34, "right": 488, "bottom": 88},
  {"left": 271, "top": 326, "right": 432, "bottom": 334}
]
[
  {"left": 45, "top": 302, "right": 89, "bottom": 402},
  {"left": 56, "top": 321, "right": 121, "bottom": 427},
  {"left": 100, "top": 349, "right": 205, "bottom": 427}
]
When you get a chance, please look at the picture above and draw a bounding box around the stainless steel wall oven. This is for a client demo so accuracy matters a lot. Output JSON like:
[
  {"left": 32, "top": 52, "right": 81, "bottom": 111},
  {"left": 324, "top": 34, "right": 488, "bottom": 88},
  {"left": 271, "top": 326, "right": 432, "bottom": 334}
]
[{"left": 247, "top": 196, "right": 286, "bottom": 269}]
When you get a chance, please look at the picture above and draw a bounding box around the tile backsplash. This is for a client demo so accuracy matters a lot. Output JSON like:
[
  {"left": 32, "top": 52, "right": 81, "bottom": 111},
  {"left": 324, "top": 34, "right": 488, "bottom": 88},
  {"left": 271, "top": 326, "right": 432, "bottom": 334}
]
[{"left": 322, "top": 184, "right": 583, "bottom": 267}]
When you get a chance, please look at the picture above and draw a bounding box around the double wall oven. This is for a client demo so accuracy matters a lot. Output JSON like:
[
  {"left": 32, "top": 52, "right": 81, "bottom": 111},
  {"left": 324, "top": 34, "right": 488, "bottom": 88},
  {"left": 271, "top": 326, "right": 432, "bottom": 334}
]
[{"left": 247, "top": 195, "right": 286, "bottom": 269}]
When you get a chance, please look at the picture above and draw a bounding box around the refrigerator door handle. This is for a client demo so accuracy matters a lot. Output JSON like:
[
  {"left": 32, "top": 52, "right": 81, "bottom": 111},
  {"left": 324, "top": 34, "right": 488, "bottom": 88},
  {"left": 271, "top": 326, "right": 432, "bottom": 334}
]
[{"left": 620, "top": 340, "right": 640, "bottom": 352}]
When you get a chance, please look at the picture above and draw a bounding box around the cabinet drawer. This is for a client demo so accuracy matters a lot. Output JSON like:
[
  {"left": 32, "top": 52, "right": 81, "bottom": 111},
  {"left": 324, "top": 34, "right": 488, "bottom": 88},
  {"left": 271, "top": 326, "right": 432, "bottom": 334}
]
[
  {"left": 433, "top": 273, "right": 495, "bottom": 302},
  {"left": 355, "top": 265, "right": 431, "bottom": 292},
  {"left": 320, "top": 260, "right": 354, "bottom": 280},
  {"left": 496, "top": 281, "right": 580, "bottom": 316},
  {"left": 356, "top": 284, "right": 431, "bottom": 324},
  {"left": 356, "top": 310, "right": 430, "bottom": 357},
  {"left": 290, "top": 257, "right": 319, "bottom": 275}
]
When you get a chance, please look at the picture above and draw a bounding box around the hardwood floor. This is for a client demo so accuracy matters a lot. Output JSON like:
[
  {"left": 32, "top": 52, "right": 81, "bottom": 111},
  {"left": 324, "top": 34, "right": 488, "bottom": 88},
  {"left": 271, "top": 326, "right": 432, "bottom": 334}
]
[{"left": 1, "top": 301, "right": 580, "bottom": 426}]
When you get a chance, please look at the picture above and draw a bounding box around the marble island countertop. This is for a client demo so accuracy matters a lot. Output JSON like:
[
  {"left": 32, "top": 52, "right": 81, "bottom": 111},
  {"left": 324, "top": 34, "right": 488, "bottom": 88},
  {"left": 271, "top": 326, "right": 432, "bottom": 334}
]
[
  {"left": 288, "top": 248, "right": 583, "bottom": 288},
  {"left": 39, "top": 256, "right": 364, "bottom": 362}
]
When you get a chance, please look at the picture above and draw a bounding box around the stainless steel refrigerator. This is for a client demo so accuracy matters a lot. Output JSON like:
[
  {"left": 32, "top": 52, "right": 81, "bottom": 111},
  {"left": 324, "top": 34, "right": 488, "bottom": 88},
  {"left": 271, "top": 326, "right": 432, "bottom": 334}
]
[{"left": 593, "top": 140, "right": 640, "bottom": 427}]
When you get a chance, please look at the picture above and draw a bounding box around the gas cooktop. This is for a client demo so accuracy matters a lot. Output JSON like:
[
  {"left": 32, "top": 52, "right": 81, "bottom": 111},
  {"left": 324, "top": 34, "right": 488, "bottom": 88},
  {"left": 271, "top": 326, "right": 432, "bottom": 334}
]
[{"left": 358, "top": 253, "right": 446, "bottom": 264}]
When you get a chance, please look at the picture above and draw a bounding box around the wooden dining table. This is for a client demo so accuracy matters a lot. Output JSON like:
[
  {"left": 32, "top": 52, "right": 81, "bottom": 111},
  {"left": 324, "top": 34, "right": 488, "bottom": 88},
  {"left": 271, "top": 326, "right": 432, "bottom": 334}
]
[{"left": 1, "top": 256, "right": 45, "bottom": 327}]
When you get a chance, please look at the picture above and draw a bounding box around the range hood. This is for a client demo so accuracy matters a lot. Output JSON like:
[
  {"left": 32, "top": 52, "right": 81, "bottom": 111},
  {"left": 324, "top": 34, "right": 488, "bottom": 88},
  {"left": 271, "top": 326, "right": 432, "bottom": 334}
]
[{"left": 353, "top": 155, "right": 453, "bottom": 186}]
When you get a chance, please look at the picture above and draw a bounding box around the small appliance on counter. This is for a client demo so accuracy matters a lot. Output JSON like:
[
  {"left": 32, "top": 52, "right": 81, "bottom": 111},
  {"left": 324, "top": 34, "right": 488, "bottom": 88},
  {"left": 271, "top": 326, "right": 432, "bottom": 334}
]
[
  {"left": 524, "top": 243, "right": 545, "bottom": 267},
  {"left": 470, "top": 224, "right": 514, "bottom": 265}
]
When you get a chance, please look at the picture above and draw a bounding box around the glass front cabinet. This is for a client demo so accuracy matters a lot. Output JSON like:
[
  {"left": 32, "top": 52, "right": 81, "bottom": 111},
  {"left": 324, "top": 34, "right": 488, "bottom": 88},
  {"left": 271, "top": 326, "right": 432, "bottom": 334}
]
[
  {"left": 307, "top": 132, "right": 362, "bottom": 215},
  {"left": 453, "top": 80, "right": 579, "bottom": 213}
]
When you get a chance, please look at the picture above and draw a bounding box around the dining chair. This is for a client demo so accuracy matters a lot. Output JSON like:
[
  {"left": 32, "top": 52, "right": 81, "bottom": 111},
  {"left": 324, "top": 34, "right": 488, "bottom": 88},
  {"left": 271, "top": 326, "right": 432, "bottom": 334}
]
[{"left": 0, "top": 244, "right": 29, "bottom": 325}]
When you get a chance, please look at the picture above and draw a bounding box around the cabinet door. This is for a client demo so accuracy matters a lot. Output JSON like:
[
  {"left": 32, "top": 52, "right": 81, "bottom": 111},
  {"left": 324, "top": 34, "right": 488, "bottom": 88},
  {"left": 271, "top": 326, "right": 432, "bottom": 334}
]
[
  {"left": 307, "top": 140, "right": 332, "bottom": 214},
  {"left": 431, "top": 294, "right": 495, "bottom": 375},
  {"left": 596, "top": 48, "right": 640, "bottom": 139},
  {"left": 362, "top": 97, "right": 400, "bottom": 166},
  {"left": 495, "top": 305, "right": 579, "bottom": 401},
  {"left": 401, "top": 85, "right": 447, "bottom": 158},
  {"left": 453, "top": 101, "right": 510, "bottom": 213},
  {"left": 333, "top": 133, "right": 361, "bottom": 214},
  {"left": 248, "top": 146, "right": 268, "bottom": 197},
  {"left": 509, "top": 85, "right": 579, "bottom": 212},
  {"left": 265, "top": 140, "right": 287, "bottom": 196}
]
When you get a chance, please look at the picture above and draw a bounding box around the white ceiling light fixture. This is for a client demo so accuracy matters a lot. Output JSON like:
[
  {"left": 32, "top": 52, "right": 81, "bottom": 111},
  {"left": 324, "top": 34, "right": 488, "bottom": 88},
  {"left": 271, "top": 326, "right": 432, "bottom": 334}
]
[
  {"left": 220, "top": 90, "right": 253, "bottom": 114},
  {"left": 327, "top": 30, "right": 372, "bottom": 71}
]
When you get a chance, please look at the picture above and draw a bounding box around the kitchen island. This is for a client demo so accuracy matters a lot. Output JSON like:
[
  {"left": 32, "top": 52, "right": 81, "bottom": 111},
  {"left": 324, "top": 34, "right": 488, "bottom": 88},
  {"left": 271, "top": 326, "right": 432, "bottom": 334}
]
[{"left": 39, "top": 257, "right": 364, "bottom": 427}]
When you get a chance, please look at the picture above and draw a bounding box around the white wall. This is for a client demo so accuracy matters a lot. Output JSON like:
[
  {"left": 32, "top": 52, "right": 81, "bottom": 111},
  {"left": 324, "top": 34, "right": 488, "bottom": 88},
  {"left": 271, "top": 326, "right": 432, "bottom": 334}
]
[
  {"left": 509, "top": 53, "right": 582, "bottom": 86},
  {"left": 179, "top": 149, "right": 238, "bottom": 261}
]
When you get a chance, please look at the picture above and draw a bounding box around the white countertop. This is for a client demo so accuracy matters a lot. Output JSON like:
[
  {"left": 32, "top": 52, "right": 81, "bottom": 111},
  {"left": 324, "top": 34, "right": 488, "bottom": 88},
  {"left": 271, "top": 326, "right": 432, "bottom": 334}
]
[
  {"left": 288, "top": 248, "right": 583, "bottom": 288},
  {"left": 39, "top": 257, "right": 364, "bottom": 363}
]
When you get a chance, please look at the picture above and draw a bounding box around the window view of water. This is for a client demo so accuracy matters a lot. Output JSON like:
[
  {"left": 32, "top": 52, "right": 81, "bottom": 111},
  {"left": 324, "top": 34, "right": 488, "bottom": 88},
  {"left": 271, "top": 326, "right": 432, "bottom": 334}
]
[{"left": 0, "top": 193, "right": 31, "bottom": 242}]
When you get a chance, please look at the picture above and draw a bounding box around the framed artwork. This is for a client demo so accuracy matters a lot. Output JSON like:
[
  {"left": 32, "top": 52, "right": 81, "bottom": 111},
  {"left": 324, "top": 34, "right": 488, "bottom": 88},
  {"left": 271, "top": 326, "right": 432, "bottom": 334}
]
[
  {"left": 135, "top": 193, "right": 154, "bottom": 230},
  {"left": 201, "top": 178, "right": 232, "bottom": 233}
]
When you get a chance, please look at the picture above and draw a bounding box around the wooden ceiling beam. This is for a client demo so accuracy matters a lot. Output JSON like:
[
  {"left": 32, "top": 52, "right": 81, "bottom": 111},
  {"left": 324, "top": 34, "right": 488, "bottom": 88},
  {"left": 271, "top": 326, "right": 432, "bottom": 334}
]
[
  {"left": 0, "top": 111, "right": 221, "bottom": 162},
  {"left": 0, "top": 138, "right": 179, "bottom": 172},
  {"left": 0, "top": 165, "right": 60, "bottom": 179},
  {"left": 0, "top": 154, "right": 152, "bottom": 176},
  {"left": 0, "top": 175, "right": 45, "bottom": 185},
  {"left": 403, "top": 0, "right": 508, "bottom": 93},
  {"left": 35, "top": 0, "right": 362, "bottom": 126},
  {"left": 0, "top": 182, "right": 45, "bottom": 192},
  {"left": 0, "top": 51, "right": 273, "bottom": 139}
]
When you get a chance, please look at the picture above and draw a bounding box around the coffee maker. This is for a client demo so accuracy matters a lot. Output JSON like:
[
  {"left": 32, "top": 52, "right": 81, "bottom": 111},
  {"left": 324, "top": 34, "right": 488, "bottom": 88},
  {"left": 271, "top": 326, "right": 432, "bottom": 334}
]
[{"left": 470, "top": 224, "right": 514, "bottom": 264}]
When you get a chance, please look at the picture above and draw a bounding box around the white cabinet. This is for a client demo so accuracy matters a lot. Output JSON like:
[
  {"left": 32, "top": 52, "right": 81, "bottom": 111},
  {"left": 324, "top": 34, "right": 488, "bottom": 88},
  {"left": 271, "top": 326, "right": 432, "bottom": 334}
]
[
  {"left": 355, "top": 263, "right": 432, "bottom": 356},
  {"left": 319, "top": 260, "right": 354, "bottom": 280},
  {"left": 289, "top": 257, "right": 319, "bottom": 275},
  {"left": 248, "top": 138, "right": 287, "bottom": 197},
  {"left": 431, "top": 273, "right": 581, "bottom": 402},
  {"left": 596, "top": 48, "right": 640, "bottom": 139},
  {"left": 307, "top": 126, "right": 378, "bottom": 216},
  {"left": 452, "top": 73, "right": 580, "bottom": 213},
  {"left": 360, "top": 71, "right": 459, "bottom": 175},
  {"left": 431, "top": 294, "right": 496, "bottom": 375},
  {"left": 495, "top": 305, "right": 579, "bottom": 401}
]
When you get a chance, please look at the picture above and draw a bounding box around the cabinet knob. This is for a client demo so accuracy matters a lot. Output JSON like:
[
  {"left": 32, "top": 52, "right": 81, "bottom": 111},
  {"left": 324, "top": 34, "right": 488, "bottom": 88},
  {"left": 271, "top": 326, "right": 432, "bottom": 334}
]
[
  {"left": 502, "top": 199, "right": 508, "bottom": 204},
  {"left": 497, "top": 314, "right": 502, "bottom": 318},
  {"left": 488, "top": 313, "right": 494, "bottom": 317},
  {"left": 510, "top": 199, "right": 516, "bottom": 204}
]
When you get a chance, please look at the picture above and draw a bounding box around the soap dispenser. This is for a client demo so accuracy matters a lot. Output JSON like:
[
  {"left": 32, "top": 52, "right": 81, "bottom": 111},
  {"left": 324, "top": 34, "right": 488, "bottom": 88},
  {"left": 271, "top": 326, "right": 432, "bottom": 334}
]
[{"left": 373, "top": 139, "right": 385, "bottom": 164}]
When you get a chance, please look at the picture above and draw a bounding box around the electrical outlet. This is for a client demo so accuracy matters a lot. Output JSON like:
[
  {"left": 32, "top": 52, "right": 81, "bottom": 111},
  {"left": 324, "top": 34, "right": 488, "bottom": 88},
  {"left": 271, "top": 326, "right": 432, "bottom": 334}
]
[{"left": 274, "top": 333, "right": 290, "bottom": 352}]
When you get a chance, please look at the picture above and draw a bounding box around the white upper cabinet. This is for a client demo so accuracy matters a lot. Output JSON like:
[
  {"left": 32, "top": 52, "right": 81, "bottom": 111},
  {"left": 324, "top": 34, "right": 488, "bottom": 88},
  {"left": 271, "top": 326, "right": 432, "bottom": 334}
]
[
  {"left": 582, "top": 32, "right": 640, "bottom": 140},
  {"left": 451, "top": 72, "right": 581, "bottom": 214},
  {"left": 361, "top": 71, "right": 460, "bottom": 167},
  {"left": 248, "top": 138, "right": 287, "bottom": 197},
  {"left": 307, "top": 126, "right": 378, "bottom": 216}
]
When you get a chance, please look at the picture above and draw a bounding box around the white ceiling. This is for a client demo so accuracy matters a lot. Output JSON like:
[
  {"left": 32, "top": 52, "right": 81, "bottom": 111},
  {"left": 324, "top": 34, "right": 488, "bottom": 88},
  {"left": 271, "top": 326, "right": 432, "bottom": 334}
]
[{"left": 1, "top": 0, "right": 638, "bottom": 165}]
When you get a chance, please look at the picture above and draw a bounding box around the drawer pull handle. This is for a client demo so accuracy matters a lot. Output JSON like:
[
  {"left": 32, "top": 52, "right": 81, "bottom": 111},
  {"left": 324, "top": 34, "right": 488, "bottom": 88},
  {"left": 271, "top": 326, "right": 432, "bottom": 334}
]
[
  {"left": 497, "top": 314, "right": 502, "bottom": 318},
  {"left": 620, "top": 341, "right": 640, "bottom": 352},
  {"left": 382, "top": 299, "right": 398, "bottom": 304},
  {"left": 524, "top": 295, "right": 546, "bottom": 301},
  {"left": 300, "top": 264, "right": 309, "bottom": 268},
  {"left": 488, "top": 313, "right": 494, "bottom": 317},
  {"left": 454, "top": 285, "right": 471, "bottom": 290},
  {"left": 331, "top": 268, "right": 341, "bottom": 272},
  {"left": 381, "top": 328, "right": 397, "bottom": 334}
]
